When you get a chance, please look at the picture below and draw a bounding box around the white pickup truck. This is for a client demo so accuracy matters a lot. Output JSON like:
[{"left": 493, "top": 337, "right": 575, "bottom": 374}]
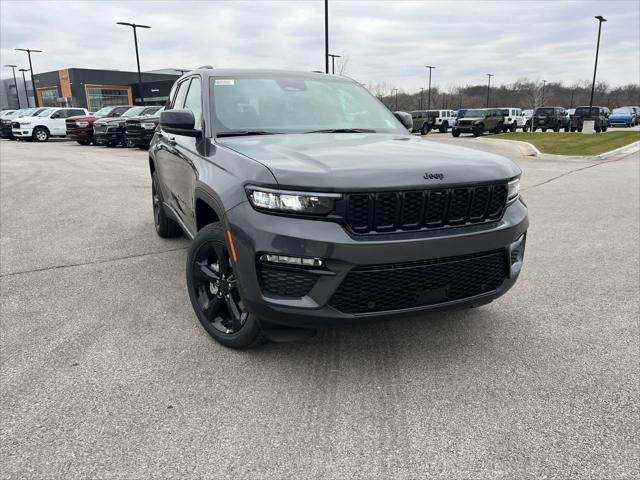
[{"left": 12, "top": 107, "right": 88, "bottom": 142}]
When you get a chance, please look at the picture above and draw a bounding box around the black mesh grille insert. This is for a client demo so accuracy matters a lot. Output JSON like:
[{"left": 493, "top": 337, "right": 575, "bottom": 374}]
[
  {"left": 344, "top": 183, "right": 508, "bottom": 234},
  {"left": 260, "top": 267, "right": 317, "bottom": 297},
  {"left": 329, "top": 251, "right": 508, "bottom": 313}
]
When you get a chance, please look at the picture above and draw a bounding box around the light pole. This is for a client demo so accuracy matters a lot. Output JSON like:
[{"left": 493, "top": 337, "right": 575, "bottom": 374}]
[
  {"left": 541, "top": 79, "right": 547, "bottom": 106},
  {"left": 486, "top": 73, "right": 493, "bottom": 108},
  {"left": 425, "top": 65, "right": 435, "bottom": 111},
  {"left": 324, "top": 0, "right": 329, "bottom": 74},
  {"left": 4, "top": 65, "right": 21, "bottom": 108},
  {"left": 420, "top": 87, "right": 424, "bottom": 109},
  {"left": 18, "top": 69, "right": 30, "bottom": 107},
  {"left": 328, "top": 54, "right": 341, "bottom": 74},
  {"left": 174, "top": 69, "right": 189, "bottom": 75},
  {"left": 589, "top": 16, "right": 607, "bottom": 111},
  {"left": 15, "top": 48, "right": 42, "bottom": 107},
  {"left": 117, "top": 22, "right": 151, "bottom": 105},
  {"left": 570, "top": 87, "right": 576, "bottom": 109},
  {"left": 392, "top": 88, "right": 398, "bottom": 110}
]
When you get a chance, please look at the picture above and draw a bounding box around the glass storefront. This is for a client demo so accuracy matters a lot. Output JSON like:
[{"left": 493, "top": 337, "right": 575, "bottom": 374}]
[
  {"left": 39, "top": 87, "right": 61, "bottom": 107},
  {"left": 85, "top": 86, "right": 131, "bottom": 111}
]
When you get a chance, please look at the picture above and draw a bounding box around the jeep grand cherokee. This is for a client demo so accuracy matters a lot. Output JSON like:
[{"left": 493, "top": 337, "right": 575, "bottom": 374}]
[{"left": 150, "top": 69, "right": 528, "bottom": 349}]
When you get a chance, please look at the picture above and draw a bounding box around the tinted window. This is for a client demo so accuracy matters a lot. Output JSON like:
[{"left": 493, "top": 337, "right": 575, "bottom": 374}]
[
  {"left": 183, "top": 78, "right": 202, "bottom": 129},
  {"left": 112, "top": 107, "right": 130, "bottom": 117},
  {"left": 69, "top": 109, "right": 85, "bottom": 116}
]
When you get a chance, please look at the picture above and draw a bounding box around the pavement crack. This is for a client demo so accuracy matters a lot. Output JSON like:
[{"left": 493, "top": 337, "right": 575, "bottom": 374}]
[{"left": 0, "top": 246, "right": 188, "bottom": 279}]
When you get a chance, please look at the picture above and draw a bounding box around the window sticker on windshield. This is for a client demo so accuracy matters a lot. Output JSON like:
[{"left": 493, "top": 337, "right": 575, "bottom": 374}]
[{"left": 215, "top": 79, "right": 235, "bottom": 86}]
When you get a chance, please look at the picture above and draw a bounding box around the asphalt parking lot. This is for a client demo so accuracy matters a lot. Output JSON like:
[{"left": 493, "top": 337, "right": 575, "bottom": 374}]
[{"left": 1, "top": 138, "right": 638, "bottom": 479}]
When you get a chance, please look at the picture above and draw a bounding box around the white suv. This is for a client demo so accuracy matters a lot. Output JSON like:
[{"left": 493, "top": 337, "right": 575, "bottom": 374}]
[
  {"left": 12, "top": 107, "right": 88, "bottom": 142},
  {"left": 431, "top": 109, "right": 456, "bottom": 133},
  {"left": 498, "top": 108, "right": 527, "bottom": 132}
]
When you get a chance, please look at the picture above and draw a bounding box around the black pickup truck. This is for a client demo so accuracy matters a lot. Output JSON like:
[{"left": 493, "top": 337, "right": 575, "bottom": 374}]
[{"left": 124, "top": 108, "right": 164, "bottom": 148}]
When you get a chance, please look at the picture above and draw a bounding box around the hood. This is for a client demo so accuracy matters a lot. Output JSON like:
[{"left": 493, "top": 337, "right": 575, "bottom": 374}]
[
  {"left": 126, "top": 114, "right": 160, "bottom": 123},
  {"left": 458, "top": 116, "right": 483, "bottom": 123},
  {"left": 12, "top": 116, "right": 39, "bottom": 123},
  {"left": 68, "top": 114, "right": 96, "bottom": 122},
  {"left": 218, "top": 133, "right": 520, "bottom": 190},
  {"left": 609, "top": 112, "right": 632, "bottom": 119},
  {"left": 99, "top": 117, "right": 128, "bottom": 125}
]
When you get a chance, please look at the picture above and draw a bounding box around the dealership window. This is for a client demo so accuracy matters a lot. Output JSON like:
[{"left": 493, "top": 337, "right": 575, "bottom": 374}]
[
  {"left": 39, "top": 87, "right": 60, "bottom": 107},
  {"left": 85, "top": 86, "right": 132, "bottom": 112}
]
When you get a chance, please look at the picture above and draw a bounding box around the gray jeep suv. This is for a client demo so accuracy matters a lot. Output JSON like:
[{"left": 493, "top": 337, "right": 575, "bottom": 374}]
[{"left": 149, "top": 69, "right": 529, "bottom": 348}]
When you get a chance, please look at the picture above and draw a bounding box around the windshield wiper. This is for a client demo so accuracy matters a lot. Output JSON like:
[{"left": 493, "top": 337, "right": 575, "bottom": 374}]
[
  {"left": 304, "top": 128, "right": 376, "bottom": 134},
  {"left": 217, "top": 130, "right": 283, "bottom": 137}
]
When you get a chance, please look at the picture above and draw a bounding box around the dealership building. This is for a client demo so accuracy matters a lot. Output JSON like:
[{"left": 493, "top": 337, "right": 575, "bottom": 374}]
[{"left": 1, "top": 67, "right": 182, "bottom": 111}]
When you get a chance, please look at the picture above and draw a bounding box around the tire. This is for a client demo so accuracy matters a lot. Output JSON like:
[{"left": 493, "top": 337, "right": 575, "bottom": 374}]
[
  {"left": 77, "top": 140, "right": 91, "bottom": 146},
  {"left": 439, "top": 122, "right": 448, "bottom": 134},
  {"left": 472, "top": 126, "right": 482, "bottom": 137},
  {"left": 553, "top": 124, "right": 560, "bottom": 132},
  {"left": 493, "top": 123, "right": 503, "bottom": 134},
  {"left": 421, "top": 123, "right": 430, "bottom": 135},
  {"left": 532, "top": 127, "right": 537, "bottom": 132},
  {"left": 510, "top": 123, "right": 517, "bottom": 133},
  {"left": 564, "top": 126, "right": 570, "bottom": 132},
  {"left": 577, "top": 128, "right": 583, "bottom": 133},
  {"left": 186, "top": 222, "right": 266, "bottom": 349},
  {"left": 570, "top": 127, "right": 576, "bottom": 132},
  {"left": 541, "top": 128, "right": 547, "bottom": 132},
  {"left": 594, "top": 127, "right": 601, "bottom": 133},
  {"left": 452, "top": 129, "right": 460, "bottom": 137},
  {"left": 151, "top": 172, "right": 182, "bottom": 238},
  {"left": 523, "top": 122, "right": 530, "bottom": 132},
  {"left": 32, "top": 127, "right": 49, "bottom": 142},
  {"left": 602, "top": 125, "right": 608, "bottom": 133}
]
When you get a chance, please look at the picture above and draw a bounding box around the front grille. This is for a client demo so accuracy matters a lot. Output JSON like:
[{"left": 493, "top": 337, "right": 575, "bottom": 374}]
[
  {"left": 260, "top": 266, "right": 317, "bottom": 297},
  {"left": 93, "top": 124, "right": 107, "bottom": 134},
  {"left": 65, "top": 120, "right": 76, "bottom": 130},
  {"left": 125, "top": 121, "right": 142, "bottom": 133},
  {"left": 329, "top": 251, "right": 508, "bottom": 314},
  {"left": 12, "top": 122, "right": 20, "bottom": 129},
  {"left": 345, "top": 184, "right": 507, "bottom": 234}
]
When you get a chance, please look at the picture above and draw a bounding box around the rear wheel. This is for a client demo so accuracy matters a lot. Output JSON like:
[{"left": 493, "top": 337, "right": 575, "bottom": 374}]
[
  {"left": 472, "top": 125, "right": 482, "bottom": 137},
  {"left": 553, "top": 124, "right": 560, "bottom": 132},
  {"left": 421, "top": 123, "right": 431, "bottom": 135},
  {"left": 602, "top": 125, "right": 608, "bottom": 133},
  {"left": 564, "top": 125, "right": 570, "bottom": 132},
  {"left": 541, "top": 128, "right": 547, "bottom": 132},
  {"left": 186, "top": 222, "right": 266, "bottom": 349},
  {"left": 32, "top": 127, "right": 49, "bottom": 142},
  {"left": 510, "top": 123, "right": 517, "bottom": 132},
  {"left": 493, "top": 123, "right": 503, "bottom": 134},
  {"left": 523, "top": 122, "right": 530, "bottom": 132},
  {"left": 151, "top": 172, "right": 182, "bottom": 238},
  {"left": 532, "top": 127, "right": 537, "bottom": 132}
]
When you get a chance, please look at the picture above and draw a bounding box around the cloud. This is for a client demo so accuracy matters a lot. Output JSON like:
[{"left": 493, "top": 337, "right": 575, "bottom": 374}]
[{"left": 1, "top": 0, "right": 638, "bottom": 93}]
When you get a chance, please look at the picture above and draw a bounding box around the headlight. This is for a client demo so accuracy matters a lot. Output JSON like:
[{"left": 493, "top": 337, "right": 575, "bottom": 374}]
[
  {"left": 141, "top": 122, "right": 156, "bottom": 130},
  {"left": 246, "top": 186, "right": 340, "bottom": 215},
  {"left": 75, "top": 121, "right": 89, "bottom": 127},
  {"left": 508, "top": 177, "right": 520, "bottom": 201}
]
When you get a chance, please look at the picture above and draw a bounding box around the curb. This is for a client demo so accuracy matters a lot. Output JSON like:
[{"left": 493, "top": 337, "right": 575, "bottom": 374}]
[
  {"left": 480, "top": 138, "right": 541, "bottom": 157},
  {"left": 595, "top": 140, "right": 640, "bottom": 159},
  {"left": 485, "top": 138, "right": 640, "bottom": 159}
]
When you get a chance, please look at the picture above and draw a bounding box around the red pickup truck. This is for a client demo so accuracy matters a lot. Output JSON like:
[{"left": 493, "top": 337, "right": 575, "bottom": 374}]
[{"left": 66, "top": 105, "right": 133, "bottom": 145}]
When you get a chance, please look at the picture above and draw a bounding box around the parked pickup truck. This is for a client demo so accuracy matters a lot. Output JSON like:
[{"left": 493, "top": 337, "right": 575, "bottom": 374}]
[
  {"left": 12, "top": 107, "right": 88, "bottom": 142},
  {"left": 124, "top": 107, "right": 164, "bottom": 148},
  {"left": 1, "top": 108, "right": 46, "bottom": 140},
  {"left": 66, "top": 105, "right": 133, "bottom": 145},
  {"left": 93, "top": 106, "right": 162, "bottom": 147}
]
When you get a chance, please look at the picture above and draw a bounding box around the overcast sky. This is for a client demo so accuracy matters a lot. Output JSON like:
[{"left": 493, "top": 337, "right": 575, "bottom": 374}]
[{"left": 1, "top": 0, "right": 638, "bottom": 92}]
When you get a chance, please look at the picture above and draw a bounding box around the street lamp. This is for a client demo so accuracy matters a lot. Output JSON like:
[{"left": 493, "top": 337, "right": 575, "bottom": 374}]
[
  {"left": 4, "top": 65, "right": 20, "bottom": 108},
  {"left": 589, "top": 16, "right": 607, "bottom": 111},
  {"left": 117, "top": 22, "right": 151, "bottom": 105},
  {"left": 15, "top": 48, "right": 42, "bottom": 107},
  {"left": 541, "top": 79, "right": 547, "bottom": 106},
  {"left": 18, "top": 69, "right": 30, "bottom": 107},
  {"left": 328, "top": 54, "right": 341, "bottom": 74},
  {"left": 392, "top": 88, "right": 398, "bottom": 110},
  {"left": 486, "top": 73, "right": 494, "bottom": 108},
  {"left": 174, "top": 69, "right": 189, "bottom": 75},
  {"left": 324, "top": 0, "right": 329, "bottom": 73},
  {"left": 420, "top": 87, "right": 424, "bottom": 109},
  {"left": 425, "top": 65, "right": 435, "bottom": 111}
]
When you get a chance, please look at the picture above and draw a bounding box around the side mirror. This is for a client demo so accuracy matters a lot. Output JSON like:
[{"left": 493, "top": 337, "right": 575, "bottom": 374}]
[
  {"left": 393, "top": 111, "right": 413, "bottom": 131},
  {"left": 159, "top": 109, "right": 201, "bottom": 137}
]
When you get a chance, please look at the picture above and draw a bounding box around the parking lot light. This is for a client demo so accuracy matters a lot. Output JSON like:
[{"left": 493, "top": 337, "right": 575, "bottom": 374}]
[
  {"left": 117, "top": 22, "right": 151, "bottom": 105},
  {"left": 14, "top": 48, "right": 42, "bottom": 107},
  {"left": 4, "top": 65, "right": 20, "bottom": 108},
  {"left": 392, "top": 88, "right": 398, "bottom": 110},
  {"left": 589, "top": 16, "right": 607, "bottom": 112},
  {"left": 486, "top": 73, "right": 493, "bottom": 108},
  {"left": 18, "top": 69, "right": 30, "bottom": 107},
  {"left": 541, "top": 80, "right": 547, "bottom": 106},
  {"left": 425, "top": 65, "right": 435, "bottom": 111}
]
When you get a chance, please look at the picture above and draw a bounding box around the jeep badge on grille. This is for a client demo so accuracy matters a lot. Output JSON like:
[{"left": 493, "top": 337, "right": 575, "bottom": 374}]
[{"left": 424, "top": 172, "right": 444, "bottom": 180}]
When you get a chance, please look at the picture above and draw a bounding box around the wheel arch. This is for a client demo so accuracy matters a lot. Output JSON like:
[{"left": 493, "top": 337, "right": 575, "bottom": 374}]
[{"left": 194, "top": 185, "right": 225, "bottom": 232}]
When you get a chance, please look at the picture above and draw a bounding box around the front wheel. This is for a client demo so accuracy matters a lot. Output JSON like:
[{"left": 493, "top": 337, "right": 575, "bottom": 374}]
[
  {"left": 564, "top": 126, "right": 570, "bottom": 132},
  {"left": 77, "top": 140, "right": 91, "bottom": 146},
  {"left": 186, "top": 223, "right": 266, "bottom": 349},
  {"left": 472, "top": 126, "right": 482, "bottom": 137},
  {"left": 32, "top": 127, "right": 49, "bottom": 142},
  {"left": 523, "top": 122, "right": 530, "bottom": 132},
  {"left": 541, "top": 128, "right": 547, "bottom": 132},
  {"left": 602, "top": 125, "right": 608, "bottom": 133},
  {"left": 452, "top": 129, "right": 460, "bottom": 137}
]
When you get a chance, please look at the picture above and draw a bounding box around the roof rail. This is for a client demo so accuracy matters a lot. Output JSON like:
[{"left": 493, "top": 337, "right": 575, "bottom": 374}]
[{"left": 197, "top": 65, "right": 213, "bottom": 69}]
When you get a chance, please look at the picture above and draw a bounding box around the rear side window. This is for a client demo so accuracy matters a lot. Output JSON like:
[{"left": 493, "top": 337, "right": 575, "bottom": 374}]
[
  {"left": 69, "top": 109, "right": 85, "bottom": 116},
  {"left": 183, "top": 78, "right": 202, "bottom": 129}
]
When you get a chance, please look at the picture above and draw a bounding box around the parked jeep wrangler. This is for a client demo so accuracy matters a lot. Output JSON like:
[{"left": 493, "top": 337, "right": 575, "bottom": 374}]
[
  {"left": 531, "top": 107, "right": 570, "bottom": 132},
  {"left": 452, "top": 108, "right": 504, "bottom": 137},
  {"left": 570, "top": 106, "right": 608, "bottom": 133},
  {"left": 149, "top": 69, "right": 528, "bottom": 348},
  {"left": 499, "top": 108, "right": 526, "bottom": 132}
]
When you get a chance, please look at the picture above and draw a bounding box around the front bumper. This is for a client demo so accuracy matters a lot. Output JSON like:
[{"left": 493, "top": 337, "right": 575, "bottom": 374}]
[
  {"left": 67, "top": 127, "right": 93, "bottom": 141},
  {"left": 125, "top": 130, "right": 154, "bottom": 147},
  {"left": 225, "top": 198, "right": 529, "bottom": 328},
  {"left": 454, "top": 124, "right": 480, "bottom": 133},
  {"left": 12, "top": 127, "right": 32, "bottom": 138},
  {"left": 94, "top": 130, "right": 123, "bottom": 145}
]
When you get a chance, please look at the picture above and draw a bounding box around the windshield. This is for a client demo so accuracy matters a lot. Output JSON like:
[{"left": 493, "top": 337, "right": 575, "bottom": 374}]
[
  {"left": 143, "top": 106, "right": 161, "bottom": 115},
  {"left": 535, "top": 108, "right": 554, "bottom": 115},
  {"left": 211, "top": 74, "right": 404, "bottom": 134},
  {"left": 37, "top": 108, "right": 56, "bottom": 117},
  {"left": 612, "top": 107, "right": 632, "bottom": 114},
  {"left": 121, "top": 107, "right": 146, "bottom": 118},
  {"left": 93, "top": 107, "right": 112, "bottom": 117},
  {"left": 464, "top": 109, "right": 486, "bottom": 117},
  {"left": 575, "top": 107, "right": 599, "bottom": 116}
]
